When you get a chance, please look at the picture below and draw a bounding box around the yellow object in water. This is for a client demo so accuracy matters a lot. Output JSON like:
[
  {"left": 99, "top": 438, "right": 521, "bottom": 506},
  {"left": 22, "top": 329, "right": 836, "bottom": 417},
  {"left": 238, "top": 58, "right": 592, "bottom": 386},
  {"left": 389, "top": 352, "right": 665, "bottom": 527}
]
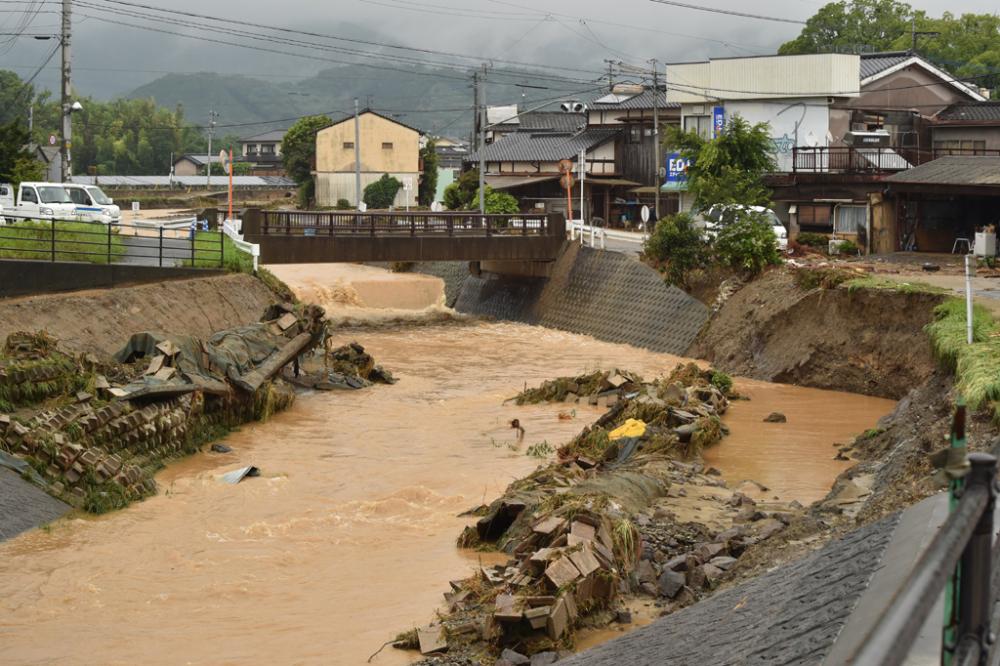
[{"left": 609, "top": 418, "right": 646, "bottom": 441}]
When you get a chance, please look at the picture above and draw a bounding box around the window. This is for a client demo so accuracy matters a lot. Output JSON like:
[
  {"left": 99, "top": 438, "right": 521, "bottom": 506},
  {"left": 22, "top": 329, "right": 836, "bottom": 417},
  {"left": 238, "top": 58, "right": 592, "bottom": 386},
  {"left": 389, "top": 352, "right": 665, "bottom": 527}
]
[
  {"left": 67, "top": 188, "right": 89, "bottom": 205},
  {"left": 260, "top": 144, "right": 275, "bottom": 155},
  {"left": 343, "top": 142, "right": 354, "bottom": 149},
  {"left": 683, "top": 115, "right": 712, "bottom": 139},
  {"left": 245, "top": 143, "right": 257, "bottom": 155},
  {"left": 21, "top": 187, "right": 37, "bottom": 204},
  {"left": 627, "top": 125, "right": 642, "bottom": 144},
  {"left": 382, "top": 142, "right": 394, "bottom": 150},
  {"left": 835, "top": 205, "right": 867, "bottom": 234},
  {"left": 934, "top": 139, "right": 987, "bottom": 156},
  {"left": 38, "top": 187, "right": 71, "bottom": 204},
  {"left": 797, "top": 204, "right": 832, "bottom": 228}
]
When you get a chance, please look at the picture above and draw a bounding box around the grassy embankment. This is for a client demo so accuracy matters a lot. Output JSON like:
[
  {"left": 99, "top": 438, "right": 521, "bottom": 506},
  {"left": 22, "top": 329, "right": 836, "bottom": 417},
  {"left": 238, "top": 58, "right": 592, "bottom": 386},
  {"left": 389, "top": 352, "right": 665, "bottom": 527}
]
[
  {"left": 0, "top": 221, "right": 126, "bottom": 264},
  {"left": 926, "top": 299, "right": 1000, "bottom": 412}
]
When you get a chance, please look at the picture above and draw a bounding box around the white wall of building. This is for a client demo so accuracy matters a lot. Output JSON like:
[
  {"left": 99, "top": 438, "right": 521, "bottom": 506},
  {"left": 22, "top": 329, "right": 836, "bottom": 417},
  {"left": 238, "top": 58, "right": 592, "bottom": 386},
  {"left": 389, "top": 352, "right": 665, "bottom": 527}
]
[
  {"left": 316, "top": 172, "right": 418, "bottom": 208},
  {"left": 725, "top": 98, "right": 832, "bottom": 172}
]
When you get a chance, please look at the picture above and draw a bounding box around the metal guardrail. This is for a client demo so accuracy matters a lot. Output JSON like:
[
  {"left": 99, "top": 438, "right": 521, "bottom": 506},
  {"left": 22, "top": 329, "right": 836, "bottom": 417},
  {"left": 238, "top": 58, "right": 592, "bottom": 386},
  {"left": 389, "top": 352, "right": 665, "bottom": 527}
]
[
  {"left": 222, "top": 219, "right": 260, "bottom": 273},
  {"left": 0, "top": 213, "right": 226, "bottom": 268},
  {"left": 851, "top": 452, "right": 998, "bottom": 666},
  {"left": 258, "top": 210, "right": 556, "bottom": 237},
  {"left": 792, "top": 147, "right": 1000, "bottom": 174}
]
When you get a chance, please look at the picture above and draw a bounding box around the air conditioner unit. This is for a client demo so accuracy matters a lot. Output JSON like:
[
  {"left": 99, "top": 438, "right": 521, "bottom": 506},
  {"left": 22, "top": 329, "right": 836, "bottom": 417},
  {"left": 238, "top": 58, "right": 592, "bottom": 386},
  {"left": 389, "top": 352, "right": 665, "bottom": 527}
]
[
  {"left": 844, "top": 130, "right": 891, "bottom": 148},
  {"left": 559, "top": 101, "right": 587, "bottom": 113}
]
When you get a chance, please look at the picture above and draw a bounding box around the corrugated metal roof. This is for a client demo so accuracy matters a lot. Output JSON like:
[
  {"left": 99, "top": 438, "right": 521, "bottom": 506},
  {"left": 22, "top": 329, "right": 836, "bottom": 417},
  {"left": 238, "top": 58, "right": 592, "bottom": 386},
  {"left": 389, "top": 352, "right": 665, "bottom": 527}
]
[
  {"left": 470, "top": 128, "right": 620, "bottom": 163},
  {"left": 936, "top": 102, "right": 1000, "bottom": 123},
  {"left": 69, "top": 175, "right": 296, "bottom": 187},
  {"left": 884, "top": 156, "right": 1000, "bottom": 186},
  {"left": 859, "top": 52, "right": 911, "bottom": 79}
]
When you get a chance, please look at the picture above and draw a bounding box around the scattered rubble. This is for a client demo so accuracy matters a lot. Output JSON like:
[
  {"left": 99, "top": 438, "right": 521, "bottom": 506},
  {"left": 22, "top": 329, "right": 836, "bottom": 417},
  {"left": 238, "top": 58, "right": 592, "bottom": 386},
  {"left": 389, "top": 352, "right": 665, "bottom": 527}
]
[
  {"left": 283, "top": 340, "right": 396, "bottom": 391},
  {"left": 763, "top": 412, "right": 787, "bottom": 423},
  {"left": 396, "top": 363, "right": 801, "bottom": 663}
]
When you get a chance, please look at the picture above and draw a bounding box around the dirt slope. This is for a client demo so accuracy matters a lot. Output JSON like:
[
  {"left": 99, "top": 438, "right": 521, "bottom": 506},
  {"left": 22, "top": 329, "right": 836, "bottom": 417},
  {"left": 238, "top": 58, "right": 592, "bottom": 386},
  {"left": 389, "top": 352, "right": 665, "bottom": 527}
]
[
  {"left": 689, "top": 269, "right": 944, "bottom": 399},
  {"left": 0, "top": 274, "right": 278, "bottom": 357}
]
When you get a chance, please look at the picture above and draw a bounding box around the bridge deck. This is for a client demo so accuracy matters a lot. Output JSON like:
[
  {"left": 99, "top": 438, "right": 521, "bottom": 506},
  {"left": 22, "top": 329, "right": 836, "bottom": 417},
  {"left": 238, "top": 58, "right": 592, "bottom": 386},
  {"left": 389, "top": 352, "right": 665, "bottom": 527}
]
[{"left": 242, "top": 209, "right": 566, "bottom": 263}]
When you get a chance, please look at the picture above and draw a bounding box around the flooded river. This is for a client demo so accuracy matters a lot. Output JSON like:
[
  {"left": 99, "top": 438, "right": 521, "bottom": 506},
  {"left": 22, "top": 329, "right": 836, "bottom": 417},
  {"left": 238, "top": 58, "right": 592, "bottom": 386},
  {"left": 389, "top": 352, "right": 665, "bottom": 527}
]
[{"left": 0, "top": 264, "right": 894, "bottom": 665}]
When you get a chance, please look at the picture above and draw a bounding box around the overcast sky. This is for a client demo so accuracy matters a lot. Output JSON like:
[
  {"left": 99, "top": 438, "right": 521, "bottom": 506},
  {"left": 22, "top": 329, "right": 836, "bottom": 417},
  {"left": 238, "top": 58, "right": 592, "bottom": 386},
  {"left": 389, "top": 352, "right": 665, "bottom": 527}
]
[{"left": 4, "top": 0, "right": 999, "bottom": 99}]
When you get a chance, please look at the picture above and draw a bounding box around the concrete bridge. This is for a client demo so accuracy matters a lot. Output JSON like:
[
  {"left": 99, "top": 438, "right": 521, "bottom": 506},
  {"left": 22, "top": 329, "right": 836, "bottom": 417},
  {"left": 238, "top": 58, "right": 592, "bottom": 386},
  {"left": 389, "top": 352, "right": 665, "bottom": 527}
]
[{"left": 241, "top": 209, "right": 566, "bottom": 264}]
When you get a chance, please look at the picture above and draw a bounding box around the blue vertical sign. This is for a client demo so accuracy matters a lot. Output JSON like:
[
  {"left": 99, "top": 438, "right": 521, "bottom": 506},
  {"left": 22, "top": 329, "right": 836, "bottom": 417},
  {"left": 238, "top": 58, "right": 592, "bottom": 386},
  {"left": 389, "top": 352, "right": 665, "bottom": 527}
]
[
  {"left": 712, "top": 106, "right": 725, "bottom": 138},
  {"left": 664, "top": 152, "right": 692, "bottom": 191}
]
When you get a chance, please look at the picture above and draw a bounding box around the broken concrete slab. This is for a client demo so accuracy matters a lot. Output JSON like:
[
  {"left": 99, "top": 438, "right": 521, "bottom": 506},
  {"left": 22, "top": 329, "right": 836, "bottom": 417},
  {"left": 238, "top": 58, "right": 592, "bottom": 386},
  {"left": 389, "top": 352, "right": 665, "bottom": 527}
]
[
  {"left": 533, "top": 516, "right": 567, "bottom": 537},
  {"left": 494, "top": 594, "right": 522, "bottom": 623},
  {"left": 417, "top": 625, "right": 447, "bottom": 655},
  {"left": 500, "top": 648, "right": 531, "bottom": 666},
  {"left": 545, "top": 556, "right": 582, "bottom": 589},
  {"left": 525, "top": 605, "right": 551, "bottom": 630},
  {"left": 546, "top": 596, "right": 569, "bottom": 640},
  {"left": 219, "top": 466, "right": 260, "bottom": 484},
  {"left": 568, "top": 545, "right": 601, "bottom": 578}
]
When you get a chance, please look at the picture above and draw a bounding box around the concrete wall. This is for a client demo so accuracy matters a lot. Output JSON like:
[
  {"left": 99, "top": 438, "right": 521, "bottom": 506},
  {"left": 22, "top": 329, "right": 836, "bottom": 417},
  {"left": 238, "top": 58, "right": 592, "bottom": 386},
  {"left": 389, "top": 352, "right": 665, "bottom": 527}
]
[
  {"left": 0, "top": 259, "right": 224, "bottom": 298},
  {"left": 452, "top": 244, "right": 709, "bottom": 355},
  {"left": 854, "top": 64, "right": 975, "bottom": 115},
  {"left": 316, "top": 113, "right": 420, "bottom": 174},
  {"left": 723, "top": 98, "right": 833, "bottom": 172},
  {"left": 173, "top": 159, "right": 200, "bottom": 177}
]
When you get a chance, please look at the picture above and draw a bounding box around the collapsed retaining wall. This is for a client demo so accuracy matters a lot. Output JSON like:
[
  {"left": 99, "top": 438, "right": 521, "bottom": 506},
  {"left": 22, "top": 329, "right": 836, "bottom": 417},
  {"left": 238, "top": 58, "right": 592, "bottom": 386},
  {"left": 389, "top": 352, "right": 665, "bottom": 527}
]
[
  {"left": 0, "top": 273, "right": 278, "bottom": 357},
  {"left": 452, "top": 244, "right": 709, "bottom": 356}
]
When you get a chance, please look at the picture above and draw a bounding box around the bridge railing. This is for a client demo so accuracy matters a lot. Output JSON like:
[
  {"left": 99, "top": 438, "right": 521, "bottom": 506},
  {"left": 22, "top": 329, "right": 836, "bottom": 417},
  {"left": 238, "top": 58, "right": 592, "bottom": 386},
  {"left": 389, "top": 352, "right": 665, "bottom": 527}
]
[
  {"left": 852, "top": 452, "right": 997, "bottom": 666},
  {"left": 247, "top": 209, "right": 557, "bottom": 238}
]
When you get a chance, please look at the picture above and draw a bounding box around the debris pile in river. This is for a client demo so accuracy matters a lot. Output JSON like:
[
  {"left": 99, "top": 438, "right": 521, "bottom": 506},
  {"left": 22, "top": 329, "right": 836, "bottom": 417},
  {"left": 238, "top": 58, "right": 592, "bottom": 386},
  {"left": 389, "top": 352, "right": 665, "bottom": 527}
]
[
  {"left": 283, "top": 340, "right": 396, "bottom": 390},
  {"left": 0, "top": 304, "right": 327, "bottom": 513},
  {"left": 400, "top": 363, "right": 754, "bottom": 663}
]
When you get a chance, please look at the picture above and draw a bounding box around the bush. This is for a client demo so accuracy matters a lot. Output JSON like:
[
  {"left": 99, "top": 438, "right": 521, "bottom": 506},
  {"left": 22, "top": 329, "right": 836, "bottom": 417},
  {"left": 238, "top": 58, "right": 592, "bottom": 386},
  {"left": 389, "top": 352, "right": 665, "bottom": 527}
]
[
  {"left": 363, "top": 174, "right": 403, "bottom": 209},
  {"left": 836, "top": 239, "right": 859, "bottom": 255},
  {"left": 714, "top": 214, "right": 782, "bottom": 277},
  {"left": 442, "top": 183, "right": 464, "bottom": 211},
  {"left": 643, "top": 212, "right": 709, "bottom": 287},
  {"left": 335, "top": 198, "right": 352, "bottom": 210},
  {"left": 709, "top": 370, "right": 733, "bottom": 395},
  {"left": 471, "top": 186, "right": 519, "bottom": 214},
  {"left": 796, "top": 232, "right": 829, "bottom": 248}
]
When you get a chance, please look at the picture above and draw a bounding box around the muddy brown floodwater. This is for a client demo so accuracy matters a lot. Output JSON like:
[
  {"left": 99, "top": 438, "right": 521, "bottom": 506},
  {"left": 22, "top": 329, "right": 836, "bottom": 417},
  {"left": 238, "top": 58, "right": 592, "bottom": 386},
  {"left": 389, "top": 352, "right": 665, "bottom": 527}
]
[{"left": 0, "top": 265, "right": 896, "bottom": 665}]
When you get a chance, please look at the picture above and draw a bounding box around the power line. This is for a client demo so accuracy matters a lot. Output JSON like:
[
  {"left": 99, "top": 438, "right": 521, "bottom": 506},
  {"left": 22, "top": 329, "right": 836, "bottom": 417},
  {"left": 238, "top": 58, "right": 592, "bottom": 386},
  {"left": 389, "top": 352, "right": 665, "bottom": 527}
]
[
  {"left": 647, "top": 0, "right": 807, "bottom": 25},
  {"left": 86, "top": 0, "right": 607, "bottom": 79}
]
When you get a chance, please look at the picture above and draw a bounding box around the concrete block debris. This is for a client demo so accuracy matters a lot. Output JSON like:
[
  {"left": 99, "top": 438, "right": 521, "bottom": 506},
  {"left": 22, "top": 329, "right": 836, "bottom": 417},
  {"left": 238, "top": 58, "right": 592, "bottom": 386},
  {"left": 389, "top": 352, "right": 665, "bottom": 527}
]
[{"left": 0, "top": 304, "right": 348, "bottom": 514}]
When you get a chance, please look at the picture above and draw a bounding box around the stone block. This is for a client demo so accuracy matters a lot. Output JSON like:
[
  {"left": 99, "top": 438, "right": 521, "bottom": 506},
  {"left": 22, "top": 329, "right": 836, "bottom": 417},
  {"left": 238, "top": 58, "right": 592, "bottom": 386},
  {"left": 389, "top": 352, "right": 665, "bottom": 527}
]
[
  {"left": 545, "top": 556, "right": 582, "bottom": 589},
  {"left": 546, "top": 597, "right": 569, "bottom": 640},
  {"left": 658, "top": 570, "right": 685, "bottom": 598},
  {"left": 417, "top": 625, "right": 447, "bottom": 655},
  {"left": 525, "top": 605, "right": 550, "bottom": 630},
  {"left": 533, "top": 516, "right": 566, "bottom": 538},
  {"left": 494, "top": 594, "right": 521, "bottom": 623}
]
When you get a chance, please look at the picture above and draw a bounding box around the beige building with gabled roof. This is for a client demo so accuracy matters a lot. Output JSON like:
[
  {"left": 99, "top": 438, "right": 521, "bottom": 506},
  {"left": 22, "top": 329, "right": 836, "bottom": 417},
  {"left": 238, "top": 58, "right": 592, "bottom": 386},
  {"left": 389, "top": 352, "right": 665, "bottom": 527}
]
[{"left": 314, "top": 110, "right": 422, "bottom": 208}]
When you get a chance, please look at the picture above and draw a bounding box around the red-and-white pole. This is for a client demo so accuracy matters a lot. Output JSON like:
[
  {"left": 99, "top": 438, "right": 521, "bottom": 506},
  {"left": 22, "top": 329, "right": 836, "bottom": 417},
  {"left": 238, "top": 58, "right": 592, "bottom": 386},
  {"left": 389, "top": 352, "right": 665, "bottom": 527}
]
[{"left": 227, "top": 148, "right": 233, "bottom": 222}]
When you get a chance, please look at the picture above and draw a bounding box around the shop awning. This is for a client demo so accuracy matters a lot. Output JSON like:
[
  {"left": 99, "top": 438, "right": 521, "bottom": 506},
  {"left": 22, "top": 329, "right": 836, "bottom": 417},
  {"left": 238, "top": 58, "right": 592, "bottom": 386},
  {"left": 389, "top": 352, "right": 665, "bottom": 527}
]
[
  {"left": 484, "top": 175, "right": 560, "bottom": 190},
  {"left": 586, "top": 178, "right": 642, "bottom": 188}
]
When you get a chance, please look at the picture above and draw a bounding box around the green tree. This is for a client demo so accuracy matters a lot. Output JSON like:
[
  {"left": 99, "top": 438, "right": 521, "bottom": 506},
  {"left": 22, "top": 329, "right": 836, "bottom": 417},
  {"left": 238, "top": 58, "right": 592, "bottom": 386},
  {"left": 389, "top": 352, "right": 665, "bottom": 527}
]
[
  {"left": 470, "top": 186, "right": 519, "bottom": 214},
  {"left": 666, "top": 116, "right": 776, "bottom": 212},
  {"left": 714, "top": 213, "right": 782, "bottom": 277},
  {"left": 778, "top": 0, "right": 913, "bottom": 55},
  {"left": 281, "top": 114, "right": 331, "bottom": 207},
  {"left": 418, "top": 139, "right": 439, "bottom": 206},
  {"left": 643, "top": 213, "right": 710, "bottom": 288},
  {"left": 0, "top": 120, "right": 41, "bottom": 189},
  {"left": 363, "top": 173, "right": 403, "bottom": 209},
  {"left": 443, "top": 168, "right": 480, "bottom": 210}
]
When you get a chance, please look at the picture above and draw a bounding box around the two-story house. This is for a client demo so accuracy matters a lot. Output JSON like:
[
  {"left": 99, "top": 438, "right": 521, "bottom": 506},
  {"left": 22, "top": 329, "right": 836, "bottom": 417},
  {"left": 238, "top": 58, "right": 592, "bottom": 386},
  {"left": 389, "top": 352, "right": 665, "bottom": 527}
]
[
  {"left": 239, "top": 130, "right": 286, "bottom": 176},
  {"left": 314, "top": 110, "right": 422, "bottom": 208}
]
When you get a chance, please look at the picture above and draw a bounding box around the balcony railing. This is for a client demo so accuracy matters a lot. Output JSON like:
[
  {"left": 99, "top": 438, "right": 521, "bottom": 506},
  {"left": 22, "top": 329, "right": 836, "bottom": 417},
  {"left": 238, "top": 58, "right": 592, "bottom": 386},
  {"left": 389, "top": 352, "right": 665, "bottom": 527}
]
[{"left": 793, "top": 146, "right": 1000, "bottom": 173}]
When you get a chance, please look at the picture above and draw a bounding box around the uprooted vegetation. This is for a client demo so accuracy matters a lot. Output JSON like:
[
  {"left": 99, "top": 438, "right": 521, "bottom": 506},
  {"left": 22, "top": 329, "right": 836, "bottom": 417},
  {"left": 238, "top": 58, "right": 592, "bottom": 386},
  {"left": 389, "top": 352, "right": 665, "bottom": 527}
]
[
  {"left": 0, "top": 305, "right": 393, "bottom": 514},
  {"left": 395, "top": 364, "right": 801, "bottom": 663}
]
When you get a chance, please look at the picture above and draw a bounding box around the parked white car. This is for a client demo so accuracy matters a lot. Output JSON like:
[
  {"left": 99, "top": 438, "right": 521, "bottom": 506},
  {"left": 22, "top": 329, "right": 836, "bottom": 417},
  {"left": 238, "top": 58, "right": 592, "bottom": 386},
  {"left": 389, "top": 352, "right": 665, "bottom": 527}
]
[
  {"left": 0, "top": 182, "right": 80, "bottom": 221},
  {"left": 697, "top": 204, "right": 788, "bottom": 251},
  {"left": 63, "top": 184, "right": 122, "bottom": 224}
]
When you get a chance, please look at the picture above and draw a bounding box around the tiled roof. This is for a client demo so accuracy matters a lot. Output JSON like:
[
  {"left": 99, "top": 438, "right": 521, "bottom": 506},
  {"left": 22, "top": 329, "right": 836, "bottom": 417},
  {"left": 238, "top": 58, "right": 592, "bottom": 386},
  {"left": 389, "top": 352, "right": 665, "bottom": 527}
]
[
  {"left": 936, "top": 102, "right": 1000, "bottom": 123},
  {"left": 241, "top": 130, "right": 286, "bottom": 143},
  {"left": 516, "top": 112, "right": 587, "bottom": 133},
  {"left": 859, "top": 52, "right": 912, "bottom": 79},
  {"left": 469, "top": 128, "right": 621, "bottom": 163},
  {"left": 884, "top": 156, "right": 1000, "bottom": 186},
  {"left": 590, "top": 88, "right": 679, "bottom": 110}
]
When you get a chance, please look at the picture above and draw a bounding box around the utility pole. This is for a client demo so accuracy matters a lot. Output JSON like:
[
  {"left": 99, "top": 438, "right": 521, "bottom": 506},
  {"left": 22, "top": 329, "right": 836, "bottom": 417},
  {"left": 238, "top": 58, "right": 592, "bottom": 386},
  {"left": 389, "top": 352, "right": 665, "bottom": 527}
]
[
  {"left": 206, "top": 109, "right": 218, "bottom": 189},
  {"left": 60, "top": 0, "right": 72, "bottom": 181},
  {"left": 478, "top": 63, "right": 487, "bottom": 215},
  {"left": 651, "top": 59, "right": 662, "bottom": 222},
  {"left": 354, "top": 98, "right": 362, "bottom": 208},
  {"left": 604, "top": 59, "right": 616, "bottom": 92},
  {"left": 472, "top": 71, "right": 480, "bottom": 151}
]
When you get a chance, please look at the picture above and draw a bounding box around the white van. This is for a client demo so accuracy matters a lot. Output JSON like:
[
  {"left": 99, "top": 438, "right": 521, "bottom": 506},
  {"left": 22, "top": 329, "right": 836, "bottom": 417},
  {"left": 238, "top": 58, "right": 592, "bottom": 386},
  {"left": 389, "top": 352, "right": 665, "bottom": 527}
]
[
  {"left": 698, "top": 204, "right": 789, "bottom": 251},
  {"left": 0, "top": 182, "right": 79, "bottom": 221},
  {"left": 63, "top": 184, "right": 122, "bottom": 224}
]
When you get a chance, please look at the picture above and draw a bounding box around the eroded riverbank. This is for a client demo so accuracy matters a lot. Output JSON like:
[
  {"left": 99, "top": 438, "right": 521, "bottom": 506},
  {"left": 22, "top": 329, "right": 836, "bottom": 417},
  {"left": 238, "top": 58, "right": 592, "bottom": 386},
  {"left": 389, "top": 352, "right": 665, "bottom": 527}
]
[{"left": 0, "top": 265, "right": 897, "bottom": 665}]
